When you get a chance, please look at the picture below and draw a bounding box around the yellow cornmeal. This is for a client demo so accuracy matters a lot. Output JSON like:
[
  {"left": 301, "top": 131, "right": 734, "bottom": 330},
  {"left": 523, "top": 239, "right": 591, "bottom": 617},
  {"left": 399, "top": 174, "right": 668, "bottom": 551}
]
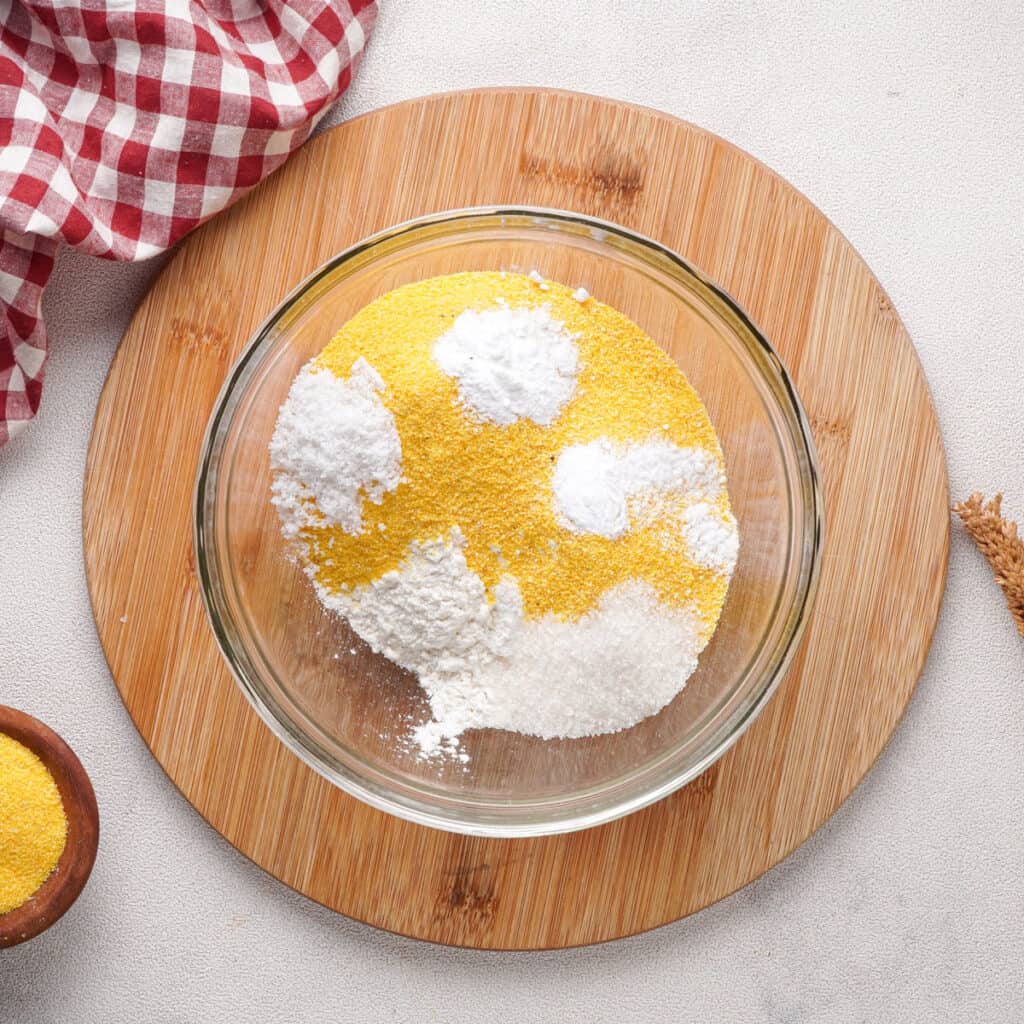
[
  {"left": 302, "top": 272, "right": 733, "bottom": 636},
  {"left": 0, "top": 733, "right": 67, "bottom": 916}
]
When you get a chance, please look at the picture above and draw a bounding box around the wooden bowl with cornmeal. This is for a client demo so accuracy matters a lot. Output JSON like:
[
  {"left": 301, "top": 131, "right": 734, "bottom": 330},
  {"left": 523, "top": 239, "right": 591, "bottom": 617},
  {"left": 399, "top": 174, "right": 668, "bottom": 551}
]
[{"left": 0, "top": 705, "right": 99, "bottom": 948}]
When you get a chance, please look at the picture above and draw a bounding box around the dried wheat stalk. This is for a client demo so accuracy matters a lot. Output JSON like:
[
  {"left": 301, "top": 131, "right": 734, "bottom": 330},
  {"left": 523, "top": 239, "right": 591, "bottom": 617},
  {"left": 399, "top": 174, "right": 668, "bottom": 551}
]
[{"left": 953, "top": 493, "right": 1024, "bottom": 638}]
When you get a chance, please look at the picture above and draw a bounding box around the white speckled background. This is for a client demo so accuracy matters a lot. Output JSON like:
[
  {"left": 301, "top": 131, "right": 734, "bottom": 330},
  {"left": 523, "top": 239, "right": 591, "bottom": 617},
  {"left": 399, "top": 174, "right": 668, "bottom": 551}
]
[{"left": 2, "top": 3, "right": 1023, "bottom": 1020}]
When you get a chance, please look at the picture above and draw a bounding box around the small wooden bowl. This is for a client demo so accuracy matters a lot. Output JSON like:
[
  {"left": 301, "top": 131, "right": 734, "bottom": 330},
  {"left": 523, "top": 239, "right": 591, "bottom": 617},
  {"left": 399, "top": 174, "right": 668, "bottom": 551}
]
[{"left": 0, "top": 705, "right": 99, "bottom": 948}]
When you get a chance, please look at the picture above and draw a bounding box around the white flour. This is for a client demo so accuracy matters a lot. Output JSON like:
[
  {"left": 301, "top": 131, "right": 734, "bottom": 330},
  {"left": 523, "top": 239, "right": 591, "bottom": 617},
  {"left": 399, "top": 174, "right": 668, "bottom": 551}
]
[
  {"left": 314, "top": 530, "right": 702, "bottom": 757},
  {"left": 433, "top": 305, "right": 578, "bottom": 425},
  {"left": 315, "top": 529, "right": 521, "bottom": 683},
  {"left": 269, "top": 359, "right": 401, "bottom": 537}
]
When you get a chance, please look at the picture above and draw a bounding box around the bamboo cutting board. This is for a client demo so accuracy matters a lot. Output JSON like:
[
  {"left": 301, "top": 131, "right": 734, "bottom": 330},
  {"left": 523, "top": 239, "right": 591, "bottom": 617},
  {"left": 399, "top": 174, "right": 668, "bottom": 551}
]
[{"left": 83, "top": 89, "right": 948, "bottom": 949}]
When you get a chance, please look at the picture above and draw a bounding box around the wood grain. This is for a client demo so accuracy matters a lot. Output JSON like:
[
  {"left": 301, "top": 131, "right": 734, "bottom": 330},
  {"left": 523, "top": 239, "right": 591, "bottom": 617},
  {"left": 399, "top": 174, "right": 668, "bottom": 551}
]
[
  {"left": 0, "top": 705, "right": 100, "bottom": 948},
  {"left": 82, "top": 89, "right": 949, "bottom": 949}
]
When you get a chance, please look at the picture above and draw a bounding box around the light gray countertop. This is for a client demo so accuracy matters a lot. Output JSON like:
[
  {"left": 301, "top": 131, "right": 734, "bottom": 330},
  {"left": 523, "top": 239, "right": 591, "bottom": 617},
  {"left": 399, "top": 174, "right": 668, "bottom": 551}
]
[{"left": 2, "top": 3, "right": 1022, "bottom": 1021}]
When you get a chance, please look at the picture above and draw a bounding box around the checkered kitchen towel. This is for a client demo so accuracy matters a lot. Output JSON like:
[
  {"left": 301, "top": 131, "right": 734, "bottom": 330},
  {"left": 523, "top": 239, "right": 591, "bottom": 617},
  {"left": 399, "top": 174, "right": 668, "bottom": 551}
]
[{"left": 0, "top": 0, "right": 376, "bottom": 445}]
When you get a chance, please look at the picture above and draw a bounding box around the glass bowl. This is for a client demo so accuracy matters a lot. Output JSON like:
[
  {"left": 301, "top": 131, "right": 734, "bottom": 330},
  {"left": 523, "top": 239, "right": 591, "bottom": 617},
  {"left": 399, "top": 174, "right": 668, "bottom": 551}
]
[{"left": 195, "top": 208, "right": 822, "bottom": 838}]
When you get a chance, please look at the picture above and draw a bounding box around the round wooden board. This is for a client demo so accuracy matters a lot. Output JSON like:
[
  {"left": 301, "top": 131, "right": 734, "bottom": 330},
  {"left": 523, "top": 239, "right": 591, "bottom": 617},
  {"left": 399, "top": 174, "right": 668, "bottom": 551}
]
[{"left": 83, "top": 89, "right": 948, "bottom": 950}]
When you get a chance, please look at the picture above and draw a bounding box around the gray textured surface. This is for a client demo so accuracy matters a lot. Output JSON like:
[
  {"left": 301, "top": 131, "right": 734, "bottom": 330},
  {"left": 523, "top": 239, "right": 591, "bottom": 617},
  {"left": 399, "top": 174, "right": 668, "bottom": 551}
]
[{"left": 2, "top": 3, "right": 1023, "bottom": 1021}]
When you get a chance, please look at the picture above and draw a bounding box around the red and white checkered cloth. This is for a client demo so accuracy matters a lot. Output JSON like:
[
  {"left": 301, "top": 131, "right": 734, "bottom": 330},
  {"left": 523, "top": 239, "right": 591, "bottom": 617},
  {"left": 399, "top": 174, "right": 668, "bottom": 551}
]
[{"left": 0, "top": 0, "right": 376, "bottom": 445}]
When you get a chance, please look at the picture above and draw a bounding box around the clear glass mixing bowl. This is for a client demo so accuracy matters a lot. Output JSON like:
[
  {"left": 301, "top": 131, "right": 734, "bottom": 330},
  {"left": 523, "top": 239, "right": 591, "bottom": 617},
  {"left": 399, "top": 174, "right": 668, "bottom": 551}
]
[{"left": 195, "top": 208, "right": 822, "bottom": 837}]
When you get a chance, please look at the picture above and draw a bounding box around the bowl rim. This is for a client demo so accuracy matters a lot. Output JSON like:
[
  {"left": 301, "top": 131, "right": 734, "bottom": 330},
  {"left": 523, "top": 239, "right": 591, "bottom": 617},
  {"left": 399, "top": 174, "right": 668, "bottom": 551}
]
[
  {"left": 0, "top": 705, "right": 100, "bottom": 948},
  {"left": 194, "top": 204, "right": 824, "bottom": 838}
]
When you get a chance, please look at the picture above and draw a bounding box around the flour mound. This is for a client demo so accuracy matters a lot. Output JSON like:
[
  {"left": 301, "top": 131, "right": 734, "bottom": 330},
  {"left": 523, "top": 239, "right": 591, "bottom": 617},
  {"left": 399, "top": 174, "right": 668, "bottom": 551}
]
[
  {"left": 433, "top": 305, "right": 578, "bottom": 425},
  {"left": 269, "top": 359, "right": 401, "bottom": 537},
  {"left": 315, "top": 529, "right": 521, "bottom": 677},
  {"left": 315, "top": 530, "right": 703, "bottom": 757}
]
